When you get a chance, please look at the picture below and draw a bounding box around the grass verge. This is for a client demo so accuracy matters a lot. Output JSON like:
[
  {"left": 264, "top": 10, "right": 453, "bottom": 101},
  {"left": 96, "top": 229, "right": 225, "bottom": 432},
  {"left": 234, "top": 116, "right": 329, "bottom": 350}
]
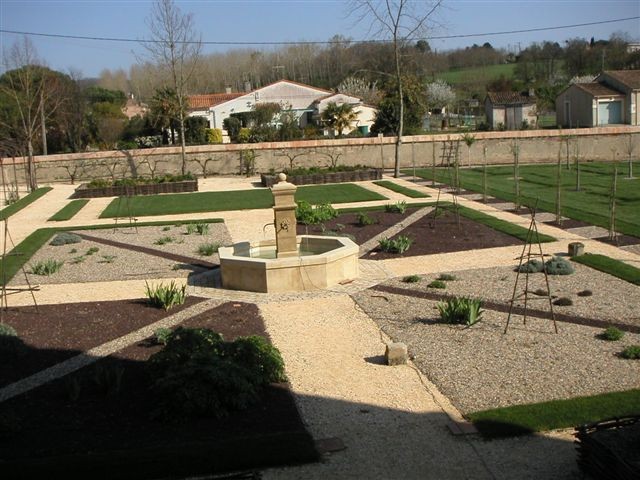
[
  {"left": 100, "top": 184, "right": 387, "bottom": 218},
  {"left": 572, "top": 253, "right": 640, "bottom": 286},
  {"left": 0, "top": 187, "right": 53, "bottom": 220},
  {"left": 468, "top": 389, "right": 640, "bottom": 438},
  {"left": 0, "top": 218, "right": 223, "bottom": 286},
  {"left": 48, "top": 199, "right": 90, "bottom": 221},
  {"left": 373, "top": 180, "right": 430, "bottom": 198}
]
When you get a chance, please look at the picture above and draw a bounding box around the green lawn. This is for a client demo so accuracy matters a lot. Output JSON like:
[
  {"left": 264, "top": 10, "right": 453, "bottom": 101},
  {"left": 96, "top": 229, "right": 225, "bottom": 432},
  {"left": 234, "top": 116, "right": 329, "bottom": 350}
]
[
  {"left": 437, "top": 63, "right": 516, "bottom": 86},
  {"left": 409, "top": 162, "right": 640, "bottom": 237},
  {"left": 100, "top": 184, "right": 387, "bottom": 218},
  {"left": 572, "top": 253, "right": 640, "bottom": 286},
  {"left": 468, "top": 389, "right": 640, "bottom": 438},
  {"left": 373, "top": 180, "right": 430, "bottom": 198},
  {"left": 0, "top": 218, "right": 224, "bottom": 286},
  {"left": 48, "top": 199, "right": 90, "bottom": 221},
  {"left": 0, "top": 187, "right": 52, "bottom": 220}
]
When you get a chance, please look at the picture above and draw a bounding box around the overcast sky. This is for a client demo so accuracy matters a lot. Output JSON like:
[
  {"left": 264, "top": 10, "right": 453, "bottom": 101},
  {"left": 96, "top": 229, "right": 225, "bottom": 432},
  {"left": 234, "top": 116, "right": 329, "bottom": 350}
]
[{"left": 1, "top": 0, "right": 639, "bottom": 78}]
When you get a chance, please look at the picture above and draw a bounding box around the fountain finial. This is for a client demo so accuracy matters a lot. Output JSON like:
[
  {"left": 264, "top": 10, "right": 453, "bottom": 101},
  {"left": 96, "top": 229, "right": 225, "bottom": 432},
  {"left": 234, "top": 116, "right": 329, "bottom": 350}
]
[{"left": 277, "top": 172, "right": 287, "bottom": 183}]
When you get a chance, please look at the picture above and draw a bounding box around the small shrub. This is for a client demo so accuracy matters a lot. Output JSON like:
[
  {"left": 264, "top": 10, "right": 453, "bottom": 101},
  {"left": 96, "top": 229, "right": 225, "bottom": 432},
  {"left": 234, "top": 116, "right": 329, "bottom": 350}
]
[
  {"left": 357, "top": 212, "right": 376, "bottom": 226},
  {"left": 69, "top": 248, "right": 77, "bottom": 254},
  {"left": 185, "top": 224, "right": 197, "bottom": 235},
  {"left": 49, "top": 232, "right": 82, "bottom": 246},
  {"left": 533, "top": 288, "right": 549, "bottom": 296},
  {"left": 69, "top": 256, "right": 86, "bottom": 264},
  {"left": 545, "top": 256, "right": 574, "bottom": 275},
  {"left": 599, "top": 326, "right": 624, "bottom": 341},
  {"left": 30, "top": 259, "right": 64, "bottom": 276},
  {"left": 402, "top": 275, "right": 421, "bottom": 283},
  {"left": 437, "top": 273, "right": 457, "bottom": 281},
  {"left": 99, "top": 255, "right": 116, "bottom": 264},
  {"left": 517, "top": 259, "right": 544, "bottom": 273},
  {"left": 437, "top": 297, "right": 484, "bottom": 326},
  {"left": 577, "top": 290, "right": 593, "bottom": 297},
  {"left": 0, "top": 323, "right": 26, "bottom": 359},
  {"left": 154, "top": 236, "right": 174, "bottom": 245},
  {"left": 553, "top": 297, "right": 573, "bottom": 306},
  {"left": 85, "top": 247, "right": 99, "bottom": 256},
  {"left": 145, "top": 281, "right": 187, "bottom": 310},
  {"left": 155, "top": 328, "right": 172, "bottom": 345},
  {"left": 385, "top": 200, "right": 408, "bottom": 214},
  {"left": 378, "top": 235, "right": 413, "bottom": 254},
  {"left": 428, "top": 280, "right": 447, "bottom": 289},
  {"left": 295, "top": 201, "right": 337, "bottom": 225},
  {"left": 621, "top": 345, "right": 640, "bottom": 359},
  {"left": 162, "top": 226, "right": 171, "bottom": 232},
  {"left": 194, "top": 223, "right": 210, "bottom": 235},
  {"left": 197, "top": 242, "right": 220, "bottom": 256}
]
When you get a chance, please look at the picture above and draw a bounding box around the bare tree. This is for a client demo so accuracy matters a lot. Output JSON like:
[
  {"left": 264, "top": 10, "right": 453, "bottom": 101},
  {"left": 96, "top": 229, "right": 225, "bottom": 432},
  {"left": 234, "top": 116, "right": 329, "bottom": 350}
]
[
  {"left": 350, "top": 0, "right": 442, "bottom": 177},
  {"left": 140, "top": 0, "right": 201, "bottom": 175}
]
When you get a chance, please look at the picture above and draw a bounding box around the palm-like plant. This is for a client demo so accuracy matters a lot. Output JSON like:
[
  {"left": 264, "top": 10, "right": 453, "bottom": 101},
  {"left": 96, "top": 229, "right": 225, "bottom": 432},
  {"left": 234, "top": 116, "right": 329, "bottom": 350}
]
[{"left": 321, "top": 102, "right": 359, "bottom": 137}]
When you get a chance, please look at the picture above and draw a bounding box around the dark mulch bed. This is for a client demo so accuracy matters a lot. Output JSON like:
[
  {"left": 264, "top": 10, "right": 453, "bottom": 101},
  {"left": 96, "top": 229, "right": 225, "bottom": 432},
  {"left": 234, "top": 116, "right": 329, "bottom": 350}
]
[
  {"left": 0, "top": 297, "right": 204, "bottom": 388},
  {"left": 0, "top": 302, "right": 318, "bottom": 479},
  {"left": 296, "top": 207, "right": 422, "bottom": 245},
  {"left": 362, "top": 209, "right": 523, "bottom": 260},
  {"left": 544, "top": 219, "right": 593, "bottom": 229},
  {"left": 594, "top": 234, "right": 640, "bottom": 247}
]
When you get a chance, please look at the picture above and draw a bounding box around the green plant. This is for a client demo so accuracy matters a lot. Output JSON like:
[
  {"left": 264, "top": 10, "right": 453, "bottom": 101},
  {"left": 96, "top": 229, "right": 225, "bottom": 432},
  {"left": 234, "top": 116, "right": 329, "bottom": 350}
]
[
  {"left": 437, "top": 273, "right": 457, "bottom": 281},
  {"left": 517, "top": 259, "right": 544, "bottom": 273},
  {"left": 145, "top": 281, "right": 187, "bottom": 310},
  {"left": 357, "top": 211, "right": 376, "bottom": 226},
  {"left": 533, "top": 288, "right": 549, "bottom": 296},
  {"left": 30, "top": 259, "right": 64, "bottom": 276},
  {"left": 545, "top": 256, "right": 574, "bottom": 275},
  {"left": 402, "top": 275, "right": 421, "bottom": 283},
  {"left": 185, "top": 223, "right": 197, "bottom": 235},
  {"left": 0, "top": 323, "right": 26, "bottom": 359},
  {"left": 194, "top": 223, "right": 210, "bottom": 235},
  {"left": 49, "top": 232, "right": 82, "bottom": 246},
  {"left": 295, "top": 201, "right": 338, "bottom": 225},
  {"left": 69, "top": 248, "right": 77, "bottom": 254},
  {"left": 197, "top": 242, "right": 220, "bottom": 256},
  {"left": 148, "top": 328, "right": 286, "bottom": 420},
  {"left": 621, "top": 345, "right": 640, "bottom": 359},
  {"left": 85, "top": 247, "right": 99, "bottom": 256},
  {"left": 378, "top": 235, "right": 413, "bottom": 254},
  {"left": 553, "top": 297, "right": 573, "bottom": 306},
  {"left": 91, "top": 364, "right": 124, "bottom": 397},
  {"left": 99, "top": 255, "right": 116, "bottom": 264},
  {"left": 599, "top": 327, "right": 624, "bottom": 341},
  {"left": 385, "top": 200, "right": 408, "bottom": 214},
  {"left": 162, "top": 226, "right": 171, "bottom": 231},
  {"left": 154, "top": 236, "right": 174, "bottom": 245},
  {"left": 428, "top": 280, "right": 447, "bottom": 289},
  {"left": 437, "top": 297, "right": 484, "bottom": 326},
  {"left": 577, "top": 289, "right": 593, "bottom": 297},
  {"left": 155, "top": 328, "right": 172, "bottom": 345},
  {"left": 69, "top": 256, "right": 86, "bottom": 264}
]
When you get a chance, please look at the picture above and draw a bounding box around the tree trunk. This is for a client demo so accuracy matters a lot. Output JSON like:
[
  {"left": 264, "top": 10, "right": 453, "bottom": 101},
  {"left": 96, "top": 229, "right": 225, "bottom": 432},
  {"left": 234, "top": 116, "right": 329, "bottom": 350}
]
[
  {"left": 27, "top": 139, "right": 38, "bottom": 191},
  {"left": 179, "top": 109, "right": 187, "bottom": 175},
  {"left": 393, "top": 37, "right": 403, "bottom": 178},
  {"left": 40, "top": 89, "right": 47, "bottom": 156}
]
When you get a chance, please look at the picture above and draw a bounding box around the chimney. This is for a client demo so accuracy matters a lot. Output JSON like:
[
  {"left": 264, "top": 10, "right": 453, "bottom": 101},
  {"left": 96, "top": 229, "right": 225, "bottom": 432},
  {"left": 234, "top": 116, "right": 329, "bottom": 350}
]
[{"left": 225, "top": 86, "right": 232, "bottom": 94}]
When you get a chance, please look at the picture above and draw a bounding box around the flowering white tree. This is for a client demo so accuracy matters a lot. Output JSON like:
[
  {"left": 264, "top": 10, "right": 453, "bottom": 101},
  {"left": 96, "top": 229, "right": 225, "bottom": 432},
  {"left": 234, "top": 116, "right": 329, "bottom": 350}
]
[
  {"left": 337, "top": 76, "right": 382, "bottom": 106},
  {"left": 426, "top": 79, "right": 456, "bottom": 112}
]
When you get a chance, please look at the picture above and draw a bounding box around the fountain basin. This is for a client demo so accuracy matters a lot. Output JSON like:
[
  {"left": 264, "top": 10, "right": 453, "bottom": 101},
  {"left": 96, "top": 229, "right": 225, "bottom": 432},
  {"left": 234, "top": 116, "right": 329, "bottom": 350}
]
[{"left": 219, "top": 235, "right": 359, "bottom": 293}]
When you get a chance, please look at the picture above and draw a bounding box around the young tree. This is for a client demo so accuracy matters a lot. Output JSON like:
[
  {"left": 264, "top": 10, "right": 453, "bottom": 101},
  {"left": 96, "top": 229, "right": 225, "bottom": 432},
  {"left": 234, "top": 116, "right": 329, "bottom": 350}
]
[
  {"left": 351, "top": 0, "right": 442, "bottom": 177},
  {"left": 426, "top": 79, "right": 456, "bottom": 115},
  {"left": 321, "top": 102, "right": 359, "bottom": 137},
  {"left": 140, "top": 0, "right": 201, "bottom": 175}
]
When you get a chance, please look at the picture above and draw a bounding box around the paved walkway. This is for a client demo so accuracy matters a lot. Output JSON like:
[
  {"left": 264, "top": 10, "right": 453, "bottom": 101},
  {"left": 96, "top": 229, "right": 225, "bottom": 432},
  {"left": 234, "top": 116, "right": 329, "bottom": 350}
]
[{"left": 1, "top": 176, "right": 638, "bottom": 478}]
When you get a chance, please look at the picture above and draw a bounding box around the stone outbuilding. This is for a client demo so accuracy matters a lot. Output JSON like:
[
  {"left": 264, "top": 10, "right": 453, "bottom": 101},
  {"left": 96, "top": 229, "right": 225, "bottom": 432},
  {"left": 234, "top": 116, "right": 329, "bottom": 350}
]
[{"left": 484, "top": 92, "right": 537, "bottom": 130}]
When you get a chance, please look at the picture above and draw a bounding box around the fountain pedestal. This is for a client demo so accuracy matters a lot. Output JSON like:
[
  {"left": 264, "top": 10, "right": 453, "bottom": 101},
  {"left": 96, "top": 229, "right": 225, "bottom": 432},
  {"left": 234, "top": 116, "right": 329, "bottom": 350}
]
[{"left": 271, "top": 173, "right": 298, "bottom": 258}]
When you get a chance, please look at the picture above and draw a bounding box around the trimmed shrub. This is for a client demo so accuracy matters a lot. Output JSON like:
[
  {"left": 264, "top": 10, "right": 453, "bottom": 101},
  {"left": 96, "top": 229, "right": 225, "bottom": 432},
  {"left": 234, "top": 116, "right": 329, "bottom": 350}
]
[
  {"left": 517, "top": 259, "right": 544, "bottom": 273},
  {"left": 30, "top": 259, "right": 64, "bottom": 276},
  {"left": 621, "top": 345, "right": 640, "bottom": 359},
  {"left": 437, "top": 297, "right": 484, "bottom": 326},
  {"left": 49, "top": 232, "right": 82, "bottom": 246},
  {"left": 599, "top": 327, "right": 624, "bottom": 341},
  {"left": 85, "top": 247, "right": 99, "bottom": 255},
  {"left": 428, "top": 280, "right": 447, "bottom": 289},
  {"left": 154, "top": 236, "right": 174, "bottom": 245},
  {"left": 553, "top": 297, "right": 573, "bottom": 306},
  {"left": 545, "top": 256, "right": 574, "bottom": 275},
  {"left": 154, "top": 328, "right": 172, "bottom": 345},
  {"left": 437, "top": 273, "right": 457, "bottom": 281},
  {"left": 402, "top": 275, "right": 421, "bottom": 283},
  {"left": 0, "top": 323, "right": 26, "bottom": 359},
  {"left": 145, "top": 281, "right": 187, "bottom": 310},
  {"left": 533, "top": 288, "right": 548, "bottom": 296},
  {"left": 577, "top": 290, "right": 593, "bottom": 297}
]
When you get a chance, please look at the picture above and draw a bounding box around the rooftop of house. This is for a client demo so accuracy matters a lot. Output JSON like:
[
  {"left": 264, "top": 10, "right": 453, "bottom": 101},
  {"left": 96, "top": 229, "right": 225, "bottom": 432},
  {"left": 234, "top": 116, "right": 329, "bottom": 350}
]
[
  {"left": 188, "top": 93, "right": 245, "bottom": 109},
  {"left": 485, "top": 91, "right": 535, "bottom": 105},
  {"left": 601, "top": 70, "right": 640, "bottom": 90},
  {"left": 574, "top": 82, "right": 625, "bottom": 97}
]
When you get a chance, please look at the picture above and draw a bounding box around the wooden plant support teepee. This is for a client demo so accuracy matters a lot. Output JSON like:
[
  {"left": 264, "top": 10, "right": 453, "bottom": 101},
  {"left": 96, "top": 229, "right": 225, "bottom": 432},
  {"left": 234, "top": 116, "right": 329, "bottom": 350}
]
[
  {"left": 430, "top": 138, "right": 461, "bottom": 230},
  {"left": 504, "top": 203, "right": 558, "bottom": 334},
  {"left": 113, "top": 183, "right": 138, "bottom": 233}
]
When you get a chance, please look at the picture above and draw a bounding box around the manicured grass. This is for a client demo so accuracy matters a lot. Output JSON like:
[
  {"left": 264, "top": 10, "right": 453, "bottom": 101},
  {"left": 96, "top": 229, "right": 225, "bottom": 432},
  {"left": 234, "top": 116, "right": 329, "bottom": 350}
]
[
  {"left": 437, "top": 63, "right": 516, "bottom": 86},
  {"left": 373, "top": 180, "right": 430, "bottom": 198},
  {"left": 100, "top": 184, "right": 387, "bottom": 218},
  {"left": 0, "top": 218, "right": 223, "bottom": 286},
  {"left": 408, "top": 162, "right": 640, "bottom": 237},
  {"left": 572, "top": 253, "right": 640, "bottom": 286},
  {"left": 48, "top": 199, "right": 90, "bottom": 221},
  {"left": 337, "top": 201, "right": 435, "bottom": 214},
  {"left": 0, "top": 187, "right": 52, "bottom": 220},
  {"left": 468, "top": 389, "right": 640, "bottom": 438}
]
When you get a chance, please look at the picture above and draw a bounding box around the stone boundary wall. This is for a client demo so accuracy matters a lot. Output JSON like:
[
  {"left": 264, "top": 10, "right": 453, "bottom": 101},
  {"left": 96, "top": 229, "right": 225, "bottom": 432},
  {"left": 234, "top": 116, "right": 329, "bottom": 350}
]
[{"left": 2, "top": 126, "right": 639, "bottom": 185}]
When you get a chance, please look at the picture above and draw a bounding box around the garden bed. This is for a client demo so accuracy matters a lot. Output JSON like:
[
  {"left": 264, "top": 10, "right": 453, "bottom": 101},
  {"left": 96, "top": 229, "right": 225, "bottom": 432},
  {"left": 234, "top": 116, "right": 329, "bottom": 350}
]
[
  {"left": 72, "top": 179, "right": 198, "bottom": 199},
  {"left": 0, "top": 301, "right": 318, "bottom": 479},
  {"left": 261, "top": 168, "right": 382, "bottom": 187}
]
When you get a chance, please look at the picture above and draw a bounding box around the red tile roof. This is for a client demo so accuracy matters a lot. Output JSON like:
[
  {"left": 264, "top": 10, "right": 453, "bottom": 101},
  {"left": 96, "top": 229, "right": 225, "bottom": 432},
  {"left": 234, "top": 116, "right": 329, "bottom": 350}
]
[
  {"left": 574, "top": 82, "right": 624, "bottom": 97},
  {"left": 486, "top": 92, "right": 535, "bottom": 105},
  {"left": 188, "top": 93, "right": 245, "bottom": 109},
  {"left": 602, "top": 70, "right": 640, "bottom": 90}
]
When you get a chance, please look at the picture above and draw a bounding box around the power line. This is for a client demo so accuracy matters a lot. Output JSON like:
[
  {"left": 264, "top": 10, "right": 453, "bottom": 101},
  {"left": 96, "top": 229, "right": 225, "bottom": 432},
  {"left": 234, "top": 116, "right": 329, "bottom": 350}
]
[{"left": 0, "top": 16, "right": 638, "bottom": 46}]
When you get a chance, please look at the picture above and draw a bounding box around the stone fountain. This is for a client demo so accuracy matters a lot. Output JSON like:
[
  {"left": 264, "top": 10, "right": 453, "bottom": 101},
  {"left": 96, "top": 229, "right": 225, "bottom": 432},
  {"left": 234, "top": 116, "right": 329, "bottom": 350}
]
[{"left": 218, "top": 173, "right": 359, "bottom": 293}]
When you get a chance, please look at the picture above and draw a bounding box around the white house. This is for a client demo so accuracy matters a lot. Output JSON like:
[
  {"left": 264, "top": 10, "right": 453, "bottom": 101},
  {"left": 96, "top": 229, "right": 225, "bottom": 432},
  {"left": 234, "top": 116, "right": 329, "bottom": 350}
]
[{"left": 187, "top": 80, "right": 376, "bottom": 138}]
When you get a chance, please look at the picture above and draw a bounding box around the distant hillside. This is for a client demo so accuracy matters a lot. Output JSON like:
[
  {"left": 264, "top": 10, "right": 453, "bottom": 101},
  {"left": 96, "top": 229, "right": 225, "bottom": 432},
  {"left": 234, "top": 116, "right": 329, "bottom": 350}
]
[{"left": 436, "top": 63, "right": 516, "bottom": 86}]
